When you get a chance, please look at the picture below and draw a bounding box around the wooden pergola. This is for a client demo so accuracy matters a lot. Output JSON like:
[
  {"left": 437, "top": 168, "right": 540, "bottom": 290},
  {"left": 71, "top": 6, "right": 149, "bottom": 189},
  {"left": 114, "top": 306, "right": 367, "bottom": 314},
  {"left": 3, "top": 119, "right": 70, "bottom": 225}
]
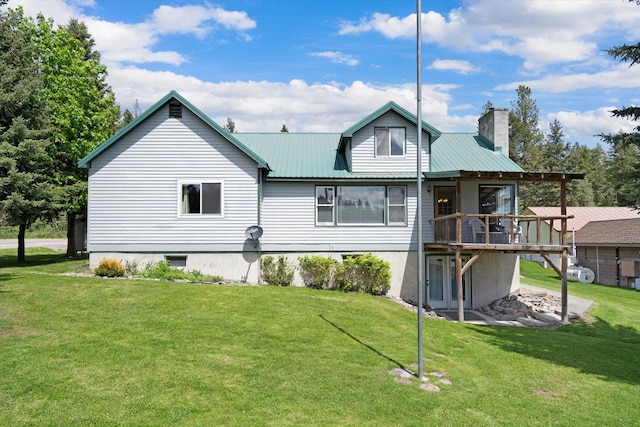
[{"left": 424, "top": 171, "right": 585, "bottom": 323}]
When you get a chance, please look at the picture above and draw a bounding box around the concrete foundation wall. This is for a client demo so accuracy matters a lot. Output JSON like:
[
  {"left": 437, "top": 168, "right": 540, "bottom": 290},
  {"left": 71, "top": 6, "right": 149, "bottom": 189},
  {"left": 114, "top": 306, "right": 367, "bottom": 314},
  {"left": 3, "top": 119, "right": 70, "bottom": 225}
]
[
  {"left": 90, "top": 251, "right": 415, "bottom": 294},
  {"left": 469, "top": 252, "right": 520, "bottom": 308},
  {"left": 90, "top": 250, "right": 519, "bottom": 309}
]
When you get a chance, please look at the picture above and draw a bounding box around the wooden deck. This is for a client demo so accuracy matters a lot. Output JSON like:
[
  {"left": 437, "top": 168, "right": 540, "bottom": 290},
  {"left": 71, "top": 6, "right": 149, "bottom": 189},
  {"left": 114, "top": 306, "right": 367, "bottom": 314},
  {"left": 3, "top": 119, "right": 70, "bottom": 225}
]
[
  {"left": 427, "top": 213, "right": 573, "bottom": 254},
  {"left": 426, "top": 213, "right": 573, "bottom": 323}
]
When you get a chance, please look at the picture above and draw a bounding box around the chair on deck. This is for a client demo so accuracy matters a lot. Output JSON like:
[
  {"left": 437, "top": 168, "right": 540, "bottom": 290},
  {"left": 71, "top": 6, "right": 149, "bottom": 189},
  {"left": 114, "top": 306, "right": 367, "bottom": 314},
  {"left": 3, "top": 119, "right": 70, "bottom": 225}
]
[
  {"left": 499, "top": 218, "right": 523, "bottom": 243},
  {"left": 468, "top": 218, "right": 486, "bottom": 243}
]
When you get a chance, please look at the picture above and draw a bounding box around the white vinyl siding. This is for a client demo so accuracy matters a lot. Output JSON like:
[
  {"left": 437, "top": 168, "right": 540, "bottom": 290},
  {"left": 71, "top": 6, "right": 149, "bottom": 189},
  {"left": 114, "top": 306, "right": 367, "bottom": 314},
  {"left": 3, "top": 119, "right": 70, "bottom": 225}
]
[
  {"left": 86, "top": 105, "right": 259, "bottom": 252},
  {"left": 351, "top": 111, "right": 429, "bottom": 173},
  {"left": 262, "top": 182, "right": 429, "bottom": 252}
]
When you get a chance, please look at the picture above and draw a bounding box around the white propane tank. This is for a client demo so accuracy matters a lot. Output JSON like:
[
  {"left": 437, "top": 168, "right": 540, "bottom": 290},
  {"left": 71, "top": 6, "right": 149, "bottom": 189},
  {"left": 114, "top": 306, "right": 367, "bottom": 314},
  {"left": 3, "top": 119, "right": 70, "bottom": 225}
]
[{"left": 566, "top": 266, "right": 595, "bottom": 283}]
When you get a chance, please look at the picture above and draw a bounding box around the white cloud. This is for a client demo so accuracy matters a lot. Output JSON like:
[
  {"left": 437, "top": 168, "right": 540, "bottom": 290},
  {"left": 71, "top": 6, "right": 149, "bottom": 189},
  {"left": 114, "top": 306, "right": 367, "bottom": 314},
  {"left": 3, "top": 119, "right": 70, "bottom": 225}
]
[
  {"left": 106, "top": 64, "right": 456, "bottom": 133},
  {"left": 339, "top": 0, "right": 640, "bottom": 71},
  {"left": 494, "top": 64, "right": 640, "bottom": 93},
  {"left": 429, "top": 59, "right": 480, "bottom": 75},
  {"left": 150, "top": 5, "right": 256, "bottom": 39},
  {"left": 7, "top": 0, "right": 256, "bottom": 65},
  {"left": 310, "top": 51, "right": 359, "bottom": 66},
  {"left": 87, "top": 19, "right": 189, "bottom": 65},
  {"left": 545, "top": 108, "right": 637, "bottom": 145}
]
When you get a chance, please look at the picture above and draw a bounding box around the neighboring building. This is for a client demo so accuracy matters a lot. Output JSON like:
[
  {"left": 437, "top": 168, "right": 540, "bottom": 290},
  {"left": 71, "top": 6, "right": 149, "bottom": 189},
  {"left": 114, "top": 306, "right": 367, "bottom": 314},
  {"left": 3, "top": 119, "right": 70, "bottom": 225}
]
[
  {"left": 521, "top": 207, "right": 639, "bottom": 267},
  {"left": 79, "top": 91, "right": 580, "bottom": 313},
  {"left": 571, "top": 218, "right": 640, "bottom": 288}
]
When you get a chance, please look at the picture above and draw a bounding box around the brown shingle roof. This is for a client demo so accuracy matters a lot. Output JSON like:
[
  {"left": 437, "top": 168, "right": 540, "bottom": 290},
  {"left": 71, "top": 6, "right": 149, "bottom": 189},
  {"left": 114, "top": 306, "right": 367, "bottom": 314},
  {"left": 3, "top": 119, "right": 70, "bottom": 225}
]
[
  {"left": 573, "top": 218, "right": 640, "bottom": 246},
  {"left": 525, "top": 207, "right": 639, "bottom": 232}
]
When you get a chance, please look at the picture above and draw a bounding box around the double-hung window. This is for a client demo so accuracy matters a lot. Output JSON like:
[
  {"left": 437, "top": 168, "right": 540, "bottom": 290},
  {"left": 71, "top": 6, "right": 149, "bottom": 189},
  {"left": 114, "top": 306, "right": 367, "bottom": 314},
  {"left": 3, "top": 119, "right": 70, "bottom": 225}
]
[
  {"left": 315, "top": 186, "right": 335, "bottom": 224},
  {"left": 316, "top": 185, "right": 407, "bottom": 226},
  {"left": 179, "top": 182, "right": 222, "bottom": 216},
  {"left": 375, "top": 127, "right": 405, "bottom": 157}
]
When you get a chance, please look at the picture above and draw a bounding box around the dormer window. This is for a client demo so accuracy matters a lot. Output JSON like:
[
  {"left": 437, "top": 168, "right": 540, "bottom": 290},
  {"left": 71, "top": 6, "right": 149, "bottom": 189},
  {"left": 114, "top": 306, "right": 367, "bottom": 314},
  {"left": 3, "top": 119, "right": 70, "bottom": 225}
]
[{"left": 375, "top": 127, "right": 405, "bottom": 157}]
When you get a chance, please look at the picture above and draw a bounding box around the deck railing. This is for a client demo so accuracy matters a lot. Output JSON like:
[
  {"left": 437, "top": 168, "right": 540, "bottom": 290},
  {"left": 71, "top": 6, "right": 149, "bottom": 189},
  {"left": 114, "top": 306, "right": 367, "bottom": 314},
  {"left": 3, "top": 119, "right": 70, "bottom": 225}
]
[{"left": 430, "top": 213, "right": 573, "bottom": 246}]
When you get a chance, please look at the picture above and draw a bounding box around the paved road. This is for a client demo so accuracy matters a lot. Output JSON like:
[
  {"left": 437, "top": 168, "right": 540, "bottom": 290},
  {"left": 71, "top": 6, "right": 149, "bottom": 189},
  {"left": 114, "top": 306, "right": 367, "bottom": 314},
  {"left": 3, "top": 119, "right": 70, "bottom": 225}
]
[{"left": 0, "top": 239, "right": 67, "bottom": 251}]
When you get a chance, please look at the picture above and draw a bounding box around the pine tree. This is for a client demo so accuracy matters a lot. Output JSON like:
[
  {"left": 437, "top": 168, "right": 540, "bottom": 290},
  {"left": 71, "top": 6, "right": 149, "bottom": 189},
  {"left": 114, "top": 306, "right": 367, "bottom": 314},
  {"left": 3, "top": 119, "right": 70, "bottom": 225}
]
[
  {"left": 0, "top": 8, "right": 57, "bottom": 262},
  {"left": 508, "top": 85, "right": 545, "bottom": 210},
  {"left": 602, "top": 0, "right": 640, "bottom": 207},
  {"left": 224, "top": 117, "right": 236, "bottom": 133}
]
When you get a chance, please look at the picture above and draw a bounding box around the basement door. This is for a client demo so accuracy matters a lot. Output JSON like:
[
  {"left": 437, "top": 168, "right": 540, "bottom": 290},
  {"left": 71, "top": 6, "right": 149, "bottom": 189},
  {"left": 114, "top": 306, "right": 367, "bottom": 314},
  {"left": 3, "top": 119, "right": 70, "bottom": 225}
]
[{"left": 426, "top": 256, "right": 471, "bottom": 309}]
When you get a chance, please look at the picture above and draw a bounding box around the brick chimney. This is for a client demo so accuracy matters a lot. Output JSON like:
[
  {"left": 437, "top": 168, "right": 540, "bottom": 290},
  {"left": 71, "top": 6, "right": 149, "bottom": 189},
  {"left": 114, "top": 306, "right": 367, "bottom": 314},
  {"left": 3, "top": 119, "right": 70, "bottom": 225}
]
[{"left": 478, "top": 108, "right": 509, "bottom": 156}]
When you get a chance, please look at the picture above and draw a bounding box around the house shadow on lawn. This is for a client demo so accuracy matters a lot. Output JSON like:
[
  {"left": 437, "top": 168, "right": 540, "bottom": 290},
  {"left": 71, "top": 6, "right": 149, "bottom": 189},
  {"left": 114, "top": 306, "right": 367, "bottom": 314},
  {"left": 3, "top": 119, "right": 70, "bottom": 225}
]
[{"left": 470, "top": 317, "right": 640, "bottom": 385}]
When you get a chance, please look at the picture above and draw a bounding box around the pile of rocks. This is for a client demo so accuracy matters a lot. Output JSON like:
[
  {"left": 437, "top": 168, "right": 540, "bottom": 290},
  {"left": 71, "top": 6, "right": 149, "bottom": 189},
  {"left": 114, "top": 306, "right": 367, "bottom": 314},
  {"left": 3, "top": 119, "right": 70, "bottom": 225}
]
[
  {"left": 478, "top": 289, "right": 574, "bottom": 328},
  {"left": 387, "top": 295, "right": 446, "bottom": 320}
]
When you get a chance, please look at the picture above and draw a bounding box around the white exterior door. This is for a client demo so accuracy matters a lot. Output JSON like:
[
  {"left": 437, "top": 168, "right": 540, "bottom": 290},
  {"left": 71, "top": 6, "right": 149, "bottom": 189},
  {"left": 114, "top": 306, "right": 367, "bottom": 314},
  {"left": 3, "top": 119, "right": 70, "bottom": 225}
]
[{"left": 426, "top": 256, "right": 471, "bottom": 309}]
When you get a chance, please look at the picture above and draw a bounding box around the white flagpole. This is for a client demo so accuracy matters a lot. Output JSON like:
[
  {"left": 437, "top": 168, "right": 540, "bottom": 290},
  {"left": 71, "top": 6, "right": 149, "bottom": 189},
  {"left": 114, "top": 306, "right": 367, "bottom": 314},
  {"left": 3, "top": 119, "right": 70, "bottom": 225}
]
[{"left": 416, "top": 0, "right": 424, "bottom": 381}]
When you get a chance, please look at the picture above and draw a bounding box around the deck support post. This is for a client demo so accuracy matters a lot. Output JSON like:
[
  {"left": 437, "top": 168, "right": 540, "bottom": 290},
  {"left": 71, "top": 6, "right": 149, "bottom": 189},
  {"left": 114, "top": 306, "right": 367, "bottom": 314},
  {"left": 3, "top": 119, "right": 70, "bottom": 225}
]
[
  {"left": 456, "top": 248, "right": 464, "bottom": 322},
  {"left": 560, "top": 179, "right": 568, "bottom": 322}
]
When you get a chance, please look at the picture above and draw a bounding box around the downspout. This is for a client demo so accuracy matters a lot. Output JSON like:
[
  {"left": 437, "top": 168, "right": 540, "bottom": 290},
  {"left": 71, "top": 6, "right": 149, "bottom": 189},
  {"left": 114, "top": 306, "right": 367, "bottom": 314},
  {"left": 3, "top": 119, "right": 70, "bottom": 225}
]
[{"left": 257, "top": 168, "right": 263, "bottom": 225}]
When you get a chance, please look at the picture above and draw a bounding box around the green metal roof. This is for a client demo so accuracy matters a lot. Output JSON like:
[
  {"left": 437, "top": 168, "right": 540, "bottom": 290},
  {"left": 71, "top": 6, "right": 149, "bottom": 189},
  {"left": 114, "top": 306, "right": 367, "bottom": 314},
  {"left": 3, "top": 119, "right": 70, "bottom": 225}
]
[
  {"left": 428, "top": 132, "right": 523, "bottom": 175},
  {"left": 78, "top": 90, "right": 270, "bottom": 169},
  {"left": 236, "top": 133, "right": 425, "bottom": 181},
  {"left": 340, "top": 101, "right": 441, "bottom": 149},
  {"left": 79, "top": 92, "right": 524, "bottom": 182},
  {"left": 236, "top": 133, "right": 350, "bottom": 178}
]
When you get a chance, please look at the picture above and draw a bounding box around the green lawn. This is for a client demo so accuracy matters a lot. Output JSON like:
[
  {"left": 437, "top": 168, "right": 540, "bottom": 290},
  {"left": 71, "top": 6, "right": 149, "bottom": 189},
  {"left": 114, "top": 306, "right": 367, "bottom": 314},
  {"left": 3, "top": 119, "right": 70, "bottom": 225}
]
[
  {"left": 1, "top": 251, "right": 639, "bottom": 426},
  {"left": 0, "top": 218, "right": 67, "bottom": 239}
]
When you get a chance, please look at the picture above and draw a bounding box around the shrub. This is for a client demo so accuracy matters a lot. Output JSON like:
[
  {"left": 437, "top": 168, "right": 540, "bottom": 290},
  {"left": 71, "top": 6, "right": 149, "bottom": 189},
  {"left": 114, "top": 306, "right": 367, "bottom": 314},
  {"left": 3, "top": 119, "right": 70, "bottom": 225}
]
[
  {"left": 140, "top": 261, "right": 223, "bottom": 282},
  {"left": 335, "top": 253, "right": 391, "bottom": 295},
  {"left": 298, "top": 255, "right": 341, "bottom": 290},
  {"left": 261, "top": 255, "right": 295, "bottom": 286},
  {"left": 95, "top": 258, "right": 125, "bottom": 277},
  {"left": 124, "top": 260, "right": 138, "bottom": 276}
]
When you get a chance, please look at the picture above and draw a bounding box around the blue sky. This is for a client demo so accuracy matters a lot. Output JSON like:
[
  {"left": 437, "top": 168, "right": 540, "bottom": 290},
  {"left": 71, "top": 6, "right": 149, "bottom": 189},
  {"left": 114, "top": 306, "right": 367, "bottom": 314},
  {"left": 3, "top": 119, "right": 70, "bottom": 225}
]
[{"left": 6, "top": 0, "right": 640, "bottom": 147}]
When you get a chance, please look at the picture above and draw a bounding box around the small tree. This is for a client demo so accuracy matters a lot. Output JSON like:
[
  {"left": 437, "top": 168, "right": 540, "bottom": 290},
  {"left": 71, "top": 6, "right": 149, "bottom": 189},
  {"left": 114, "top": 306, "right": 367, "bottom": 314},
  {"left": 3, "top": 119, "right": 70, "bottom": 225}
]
[
  {"left": 261, "top": 255, "right": 295, "bottom": 286},
  {"left": 224, "top": 117, "right": 236, "bottom": 133}
]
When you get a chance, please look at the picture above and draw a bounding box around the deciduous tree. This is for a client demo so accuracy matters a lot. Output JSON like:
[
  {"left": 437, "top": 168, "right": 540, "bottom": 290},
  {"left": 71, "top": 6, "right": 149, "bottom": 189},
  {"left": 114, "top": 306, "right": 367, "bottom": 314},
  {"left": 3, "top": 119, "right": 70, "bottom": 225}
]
[{"left": 33, "top": 14, "right": 119, "bottom": 256}]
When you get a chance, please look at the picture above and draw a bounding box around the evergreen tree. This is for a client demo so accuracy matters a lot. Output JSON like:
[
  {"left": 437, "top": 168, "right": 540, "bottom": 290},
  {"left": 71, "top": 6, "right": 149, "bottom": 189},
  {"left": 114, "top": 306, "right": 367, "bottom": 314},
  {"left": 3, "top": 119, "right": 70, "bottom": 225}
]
[
  {"left": 566, "top": 143, "right": 612, "bottom": 206},
  {"left": 533, "top": 119, "right": 569, "bottom": 206},
  {"left": 603, "top": 0, "right": 640, "bottom": 207},
  {"left": 508, "top": 85, "right": 545, "bottom": 210},
  {"left": 480, "top": 100, "right": 493, "bottom": 116},
  {"left": 0, "top": 8, "right": 57, "bottom": 262},
  {"left": 64, "top": 18, "right": 100, "bottom": 61},
  {"left": 117, "top": 108, "right": 136, "bottom": 129},
  {"left": 604, "top": 135, "right": 640, "bottom": 206},
  {"left": 224, "top": 117, "right": 236, "bottom": 133}
]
